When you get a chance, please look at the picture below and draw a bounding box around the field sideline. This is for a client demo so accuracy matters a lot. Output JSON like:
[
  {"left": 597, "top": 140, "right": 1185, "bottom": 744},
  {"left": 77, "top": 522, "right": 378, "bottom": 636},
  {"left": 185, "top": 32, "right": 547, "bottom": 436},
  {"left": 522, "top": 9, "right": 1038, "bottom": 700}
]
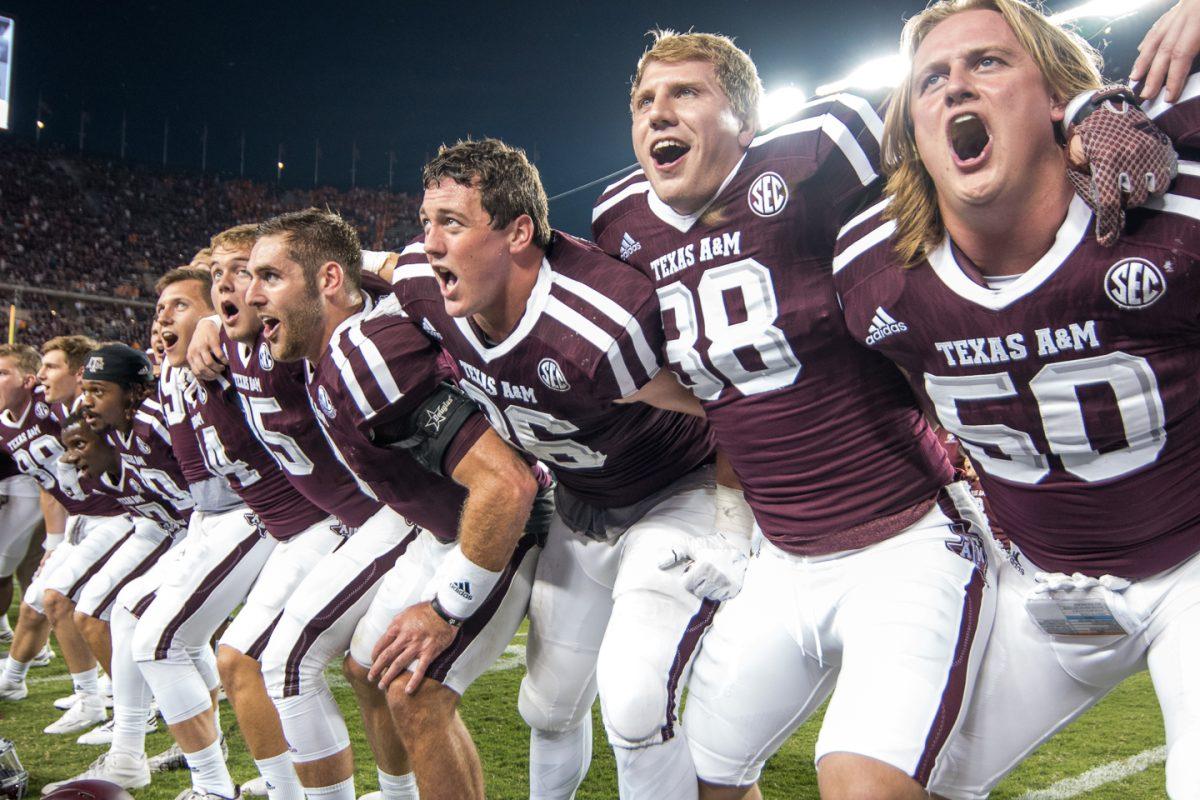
[{"left": 1, "top": 605, "right": 1167, "bottom": 799}]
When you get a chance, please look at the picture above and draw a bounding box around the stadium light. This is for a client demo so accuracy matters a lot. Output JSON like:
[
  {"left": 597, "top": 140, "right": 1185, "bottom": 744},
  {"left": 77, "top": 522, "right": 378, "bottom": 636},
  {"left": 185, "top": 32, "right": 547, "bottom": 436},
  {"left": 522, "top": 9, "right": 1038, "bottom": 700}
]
[
  {"left": 35, "top": 120, "right": 44, "bottom": 130},
  {"left": 1049, "top": 0, "right": 1163, "bottom": 24},
  {"left": 760, "top": 86, "right": 809, "bottom": 128},
  {"left": 277, "top": 161, "right": 284, "bottom": 170},
  {"left": 816, "top": 54, "right": 908, "bottom": 97}
]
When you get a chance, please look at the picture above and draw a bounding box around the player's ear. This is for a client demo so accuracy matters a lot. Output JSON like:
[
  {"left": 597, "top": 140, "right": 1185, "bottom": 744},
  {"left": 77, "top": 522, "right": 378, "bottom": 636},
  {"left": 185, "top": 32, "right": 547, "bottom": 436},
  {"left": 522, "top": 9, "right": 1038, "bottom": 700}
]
[
  {"left": 738, "top": 114, "right": 757, "bottom": 148},
  {"left": 508, "top": 214, "right": 536, "bottom": 253},
  {"left": 318, "top": 260, "right": 344, "bottom": 297}
]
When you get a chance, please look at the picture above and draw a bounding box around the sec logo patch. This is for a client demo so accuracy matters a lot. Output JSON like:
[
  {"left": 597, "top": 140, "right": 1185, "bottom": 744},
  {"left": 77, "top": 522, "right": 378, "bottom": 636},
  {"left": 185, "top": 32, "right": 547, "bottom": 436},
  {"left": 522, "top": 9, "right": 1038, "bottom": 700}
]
[
  {"left": 748, "top": 172, "right": 788, "bottom": 218},
  {"left": 537, "top": 358, "right": 570, "bottom": 392},
  {"left": 1105, "top": 258, "right": 1165, "bottom": 310},
  {"left": 258, "top": 343, "right": 275, "bottom": 371}
]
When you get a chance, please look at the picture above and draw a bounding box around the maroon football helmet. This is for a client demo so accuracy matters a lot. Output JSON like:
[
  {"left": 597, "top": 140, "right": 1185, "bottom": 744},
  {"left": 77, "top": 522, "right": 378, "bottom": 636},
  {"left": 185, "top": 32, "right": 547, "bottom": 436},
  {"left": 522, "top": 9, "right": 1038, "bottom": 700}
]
[{"left": 40, "top": 781, "right": 133, "bottom": 800}]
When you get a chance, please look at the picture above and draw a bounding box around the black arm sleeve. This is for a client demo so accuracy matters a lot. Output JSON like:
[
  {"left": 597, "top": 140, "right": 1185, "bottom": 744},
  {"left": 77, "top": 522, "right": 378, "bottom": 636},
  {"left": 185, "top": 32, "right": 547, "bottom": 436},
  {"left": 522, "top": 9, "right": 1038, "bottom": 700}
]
[{"left": 372, "top": 381, "right": 483, "bottom": 477}]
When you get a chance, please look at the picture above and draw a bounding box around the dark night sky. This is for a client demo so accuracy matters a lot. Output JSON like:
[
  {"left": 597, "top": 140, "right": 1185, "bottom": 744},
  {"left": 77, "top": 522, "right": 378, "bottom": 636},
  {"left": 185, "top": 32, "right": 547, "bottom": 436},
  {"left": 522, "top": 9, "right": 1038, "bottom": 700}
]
[{"left": 0, "top": 0, "right": 1167, "bottom": 235}]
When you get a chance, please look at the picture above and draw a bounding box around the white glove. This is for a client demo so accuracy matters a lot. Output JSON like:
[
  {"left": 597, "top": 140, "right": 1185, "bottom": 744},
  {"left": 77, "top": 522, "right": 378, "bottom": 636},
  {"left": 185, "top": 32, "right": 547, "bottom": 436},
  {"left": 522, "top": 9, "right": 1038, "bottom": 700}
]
[{"left": 658, "top": 529, "right": 750, "bottom": 602}]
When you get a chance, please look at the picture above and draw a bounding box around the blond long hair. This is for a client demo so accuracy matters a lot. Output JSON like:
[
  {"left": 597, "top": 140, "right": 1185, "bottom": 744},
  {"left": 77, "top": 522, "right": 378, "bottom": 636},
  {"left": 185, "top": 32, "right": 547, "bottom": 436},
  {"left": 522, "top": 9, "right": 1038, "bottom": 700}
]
[{"left": 882, "top": 0, "right": 1102, "bottom": 265}]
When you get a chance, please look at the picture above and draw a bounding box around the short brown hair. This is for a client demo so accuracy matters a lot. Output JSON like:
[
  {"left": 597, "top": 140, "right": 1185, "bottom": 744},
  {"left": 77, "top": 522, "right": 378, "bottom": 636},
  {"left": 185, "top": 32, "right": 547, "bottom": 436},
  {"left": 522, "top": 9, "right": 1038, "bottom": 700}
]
[
  {"left": 422, "top": 138, "right": 552, "bottom": 250},
  {"left": 256, "top": 208, "right": 363, "bottom": 293},
  {"left": 631, "top": 30, "right": 762, "bottom": 131},
  {"left": 882, "top": 0, "right": 1102, "bottom": 266},
  {"left": 155, "top": 266, "right": 215, "bottom": 309},
  {"left": 42, "top": 335, "right": 100, "bottom": 372},
  {"left": 0, "top": 344, "right": 43, "bottom": 375},
  {"left": 210, "top": 223, "right": 259, "bottom": 252},
  {"left": 191, "top": 246, "right": 214, "bottom": 265}
]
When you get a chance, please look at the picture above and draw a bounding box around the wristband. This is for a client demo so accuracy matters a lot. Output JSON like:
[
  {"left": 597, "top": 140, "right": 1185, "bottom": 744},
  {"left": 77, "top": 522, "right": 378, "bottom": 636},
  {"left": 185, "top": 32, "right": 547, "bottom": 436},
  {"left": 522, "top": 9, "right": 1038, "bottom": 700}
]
[
  {"left": 361, "top": 250, "right": 391, "bottom": 276},
  {"left": 43, "top": 532, "right": 64, "bottom": 551},
  {"left": 429, "top": 596, "right": 463, "bottom": 628},
  {"left": 429, "top": 545, "right": 503, "bottom": 621},
  {"left": 1062, "top": 86, "right": 1140, "bottom": 138},
  {"left": 714, "top": 484, "right": 754, "bottom": 542}
]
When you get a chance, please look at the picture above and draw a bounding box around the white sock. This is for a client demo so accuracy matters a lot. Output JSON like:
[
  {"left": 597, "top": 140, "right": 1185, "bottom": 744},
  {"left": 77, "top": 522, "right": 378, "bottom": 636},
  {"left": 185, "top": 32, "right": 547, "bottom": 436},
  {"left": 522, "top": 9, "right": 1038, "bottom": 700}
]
[
  {"left": 111, "top": 607, "right": 152, "bottom": 757},
  {"left": 377, "top": 768, "right": 419, "bottom": 800},
  {"left": 73, "top": 666, "right": 100, "bottom": 697},
  {"left": 184, "top": 737, "right": 235, "bottom": 797},
  {"left": 253, "top": 752, "right": 304, "bottom": 800},
  {"left": 530, "top": 722, "right": 592, "bottom": 800},
  {"left": 2, "top": 656, "right": 29, "bottom": 684},
  {"left": 0, "top": 614, "right": 12, "bottom": 634},
  {"left": 613, "top": 735, "right": 698, "bottom": 800},
  {"left": 305, "top": 776, "right": 356, "bottom": 800}
]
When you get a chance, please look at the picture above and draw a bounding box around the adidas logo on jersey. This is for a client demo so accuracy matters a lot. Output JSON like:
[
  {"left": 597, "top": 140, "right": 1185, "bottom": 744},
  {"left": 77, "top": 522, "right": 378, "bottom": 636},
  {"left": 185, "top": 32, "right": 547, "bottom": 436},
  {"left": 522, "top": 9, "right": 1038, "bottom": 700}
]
[
  {"left": 450, "top": 580, "right": 473, "bottom": 601},
  {"left": 865, "top": 307, "right": 908, "bottom": 345},
  {"left": 619, "top": 232, "right": 642, "bottom": 260}
]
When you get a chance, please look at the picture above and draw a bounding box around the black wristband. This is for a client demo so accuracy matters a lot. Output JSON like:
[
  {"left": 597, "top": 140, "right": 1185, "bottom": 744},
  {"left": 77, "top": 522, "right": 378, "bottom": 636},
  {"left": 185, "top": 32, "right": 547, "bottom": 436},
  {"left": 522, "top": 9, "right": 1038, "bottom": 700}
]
[
  {"left": 1071, "top": 89, "right": 1141, "bottom": 129},
  {"left": 429, "top": 596, "right": 464, "bottom": 628}
]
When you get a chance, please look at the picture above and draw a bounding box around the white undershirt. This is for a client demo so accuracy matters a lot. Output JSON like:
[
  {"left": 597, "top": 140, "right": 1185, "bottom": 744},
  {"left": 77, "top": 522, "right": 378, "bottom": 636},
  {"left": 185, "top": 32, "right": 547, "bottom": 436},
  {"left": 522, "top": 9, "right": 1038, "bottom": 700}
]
[{"left": 981, "top": 272, "right": 1024, "bottom": 291}]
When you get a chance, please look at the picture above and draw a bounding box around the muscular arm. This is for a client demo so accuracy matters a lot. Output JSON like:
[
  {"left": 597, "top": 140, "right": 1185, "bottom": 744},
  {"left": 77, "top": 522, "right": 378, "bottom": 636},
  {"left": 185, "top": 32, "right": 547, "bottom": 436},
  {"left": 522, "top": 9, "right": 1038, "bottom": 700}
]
[
  {"left": 447, "top": 427, "right": 538, "bottom": 570},
  {"left": 40, "top": 490, "right": 67, "bottom": 549},
  {"left": 618, "top": 370, "right": 705, "bottom": 417}
]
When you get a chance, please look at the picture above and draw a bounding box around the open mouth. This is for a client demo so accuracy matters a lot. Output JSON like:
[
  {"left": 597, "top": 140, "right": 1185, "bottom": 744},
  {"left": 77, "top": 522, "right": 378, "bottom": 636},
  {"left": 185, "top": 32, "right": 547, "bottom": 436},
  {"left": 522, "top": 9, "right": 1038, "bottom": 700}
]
[
  {"left": 82, "top": 410, "right": 104, "bottom": 433},
  {"left": 261, "top": 315, "right": 281, "bottom": 341},
  {"left": 651, "top": 139, "right": 690, "bottom": 168},
  {"left": 432, "top": 265, "right": 458, "bottom": 292},
  {"left": 949, "top": 113, "right": 991, "bottom": 166},
  {"left": 221, "top": 301, "right": 240, "bottom": 325},
  {"left": 160, "top": 330, "right": 179, "bottom": 350}
]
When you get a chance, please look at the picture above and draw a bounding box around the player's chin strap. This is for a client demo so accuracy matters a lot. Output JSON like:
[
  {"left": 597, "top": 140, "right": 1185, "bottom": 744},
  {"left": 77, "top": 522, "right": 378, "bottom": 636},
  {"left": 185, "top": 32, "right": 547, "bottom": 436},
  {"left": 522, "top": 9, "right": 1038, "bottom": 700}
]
[{"left": 1063, "top": 85, "right": 1178, "bottom": 247}]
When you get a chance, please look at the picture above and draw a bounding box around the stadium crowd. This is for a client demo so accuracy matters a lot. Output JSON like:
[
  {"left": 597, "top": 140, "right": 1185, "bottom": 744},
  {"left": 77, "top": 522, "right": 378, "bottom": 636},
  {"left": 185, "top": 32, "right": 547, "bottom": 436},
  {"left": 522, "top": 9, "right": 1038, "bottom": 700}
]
[
  {"left": 1, "top": 2, "right": 1199, "bottom": 800},
  {"left": 0, "top": 137, "right": 420, "bottom": 344}
]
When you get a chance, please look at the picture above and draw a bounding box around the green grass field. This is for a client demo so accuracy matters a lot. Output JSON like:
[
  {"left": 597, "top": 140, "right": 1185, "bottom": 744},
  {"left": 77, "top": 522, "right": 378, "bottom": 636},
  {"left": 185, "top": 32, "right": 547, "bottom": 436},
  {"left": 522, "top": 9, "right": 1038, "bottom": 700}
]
[{"left": 1, "top": 609, "right": 1168, "bottom": 799}]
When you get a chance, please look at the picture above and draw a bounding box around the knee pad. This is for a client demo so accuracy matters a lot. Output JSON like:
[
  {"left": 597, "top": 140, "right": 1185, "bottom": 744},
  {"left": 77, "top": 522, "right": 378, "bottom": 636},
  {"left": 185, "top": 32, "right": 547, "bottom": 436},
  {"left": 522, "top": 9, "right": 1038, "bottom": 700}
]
[
  {"left": 190, "top": 645, "right": 220, "bottom": 692},
  {"left": 274, "top": 681, "right": 350, "bottom": 763},
  {"left": 138, "top": 658, "right": 213, "bottom": 725},
  {"left": 596, "top": 660, "right": 670, "bottom": 748},
  {"left": 519, "top": 672, "right": 596, "bottom": 734}
]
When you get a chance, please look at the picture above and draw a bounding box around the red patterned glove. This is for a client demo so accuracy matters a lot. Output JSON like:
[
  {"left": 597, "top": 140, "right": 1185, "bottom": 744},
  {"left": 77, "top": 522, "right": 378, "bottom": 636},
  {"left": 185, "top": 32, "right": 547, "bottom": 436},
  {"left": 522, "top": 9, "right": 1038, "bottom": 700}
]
[{"left": 1066, "top": 85, "right": 1178, "bottom": 247}]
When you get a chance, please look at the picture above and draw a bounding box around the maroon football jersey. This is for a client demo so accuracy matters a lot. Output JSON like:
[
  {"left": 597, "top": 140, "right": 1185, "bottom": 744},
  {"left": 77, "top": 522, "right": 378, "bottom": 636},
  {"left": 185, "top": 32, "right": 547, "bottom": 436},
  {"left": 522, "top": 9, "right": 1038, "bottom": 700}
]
[
  {"left": 834, "top": 169, "right": 1200, "bottom": 578},
  {"left": 0, "top": 387, "right": 123, "bottom": 516},
  {"left": 393, "top": 233, "right": 714, "bottom": 508},
  {"left": 103, "top": 397, "right": 194, "bottom": 534},
  {"left": 189, "top": 373, "right": 330, "bottom": 540},
  {"left": 158, "top": 363, "right": 215, "bottom": 485},
  {"left": 305, "top": 292, "right": 479, "bottom": 542},
  {"left": 593, "top": 94, "right": 953, "bottom": 555},
  {"left": 221, "top": 326, "right": 382, "bottom": 529}
]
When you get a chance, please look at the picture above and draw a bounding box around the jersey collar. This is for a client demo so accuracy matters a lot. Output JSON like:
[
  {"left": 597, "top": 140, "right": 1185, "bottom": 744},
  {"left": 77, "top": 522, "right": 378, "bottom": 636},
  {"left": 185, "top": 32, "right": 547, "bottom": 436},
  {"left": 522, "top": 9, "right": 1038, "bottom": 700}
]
[
  {"left": 646, "top": 152, "right": 748, "bottom": 234},
  {"left": 927, "top": 194, "right": 1091, "bottom": 311},
  {"left": 454, "top": 257, "right": 553, "bottom": 362}
]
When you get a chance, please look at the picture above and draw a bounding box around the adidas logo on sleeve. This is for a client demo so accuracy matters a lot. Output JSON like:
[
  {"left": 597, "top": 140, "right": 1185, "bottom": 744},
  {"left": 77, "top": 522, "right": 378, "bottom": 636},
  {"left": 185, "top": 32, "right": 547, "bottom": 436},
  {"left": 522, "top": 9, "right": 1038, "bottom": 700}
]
[
  {"left": 865, "top": 307, "right": 908, "bottom": 345},
  {"left": 619, "top": 232, "right": 642, "bottom": 260}
]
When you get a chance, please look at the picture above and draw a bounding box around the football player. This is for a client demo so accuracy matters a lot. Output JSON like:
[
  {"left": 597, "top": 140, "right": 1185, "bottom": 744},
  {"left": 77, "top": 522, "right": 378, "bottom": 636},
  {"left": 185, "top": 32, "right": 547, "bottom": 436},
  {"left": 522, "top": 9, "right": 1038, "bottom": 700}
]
[
  {"left": 391, "top": 138, "right": 724, "bottom": 800},
  {"left": 0, "top": 346, "right": 48, "bottom": 668},
  {"left": 831, "top": 1, "right": 1200, "bottom": 797},
  {"left": 188, "top": 224, "right": 417, "bottom": 800},
  {"left": 46, "top": 346, "right": 194, "bottom": 792},
  {"left": 247, "top": 208, "right": 549, "bottom": 800},
  {"left": 0, "top": 338, "right": 128, "bottom": 737},
  {"left": 592, "top": 31, "right": 993, "bottom": 800}
]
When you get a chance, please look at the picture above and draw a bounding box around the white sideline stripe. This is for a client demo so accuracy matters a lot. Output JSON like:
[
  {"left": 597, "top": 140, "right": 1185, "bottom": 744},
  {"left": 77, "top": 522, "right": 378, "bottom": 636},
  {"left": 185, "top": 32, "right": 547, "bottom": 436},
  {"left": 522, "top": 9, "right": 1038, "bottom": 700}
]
[
  {"left": 23, "top": 644, "right": 529, "bottom": 689},
  {"left": 1016, "top": 745, "right": 1166, "bottom": 800}
]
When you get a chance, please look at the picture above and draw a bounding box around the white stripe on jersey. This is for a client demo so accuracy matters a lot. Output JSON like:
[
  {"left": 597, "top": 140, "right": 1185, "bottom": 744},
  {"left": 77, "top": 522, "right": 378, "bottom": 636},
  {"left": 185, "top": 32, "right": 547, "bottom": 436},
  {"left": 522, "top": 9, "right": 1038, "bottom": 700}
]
[
  {"left": 544, "top": 296, "right": 637, "bottom": 397},
  {"left": 142, "top": 397, "right": 163, "bottom": 413},
  {"left": 1145, "top": 191, "right": 1200, "bottom": 222},
  {"left": 1145, "top": 73, "right": 1200, "bottom": 119},
  {"left": 392, "top": 262, "right": 437, "bottom": 283},
  {"left": 800, "top": 92, "right": 886, "bottom": 141},
  {"left": 134, "top": 411, "right": 172, "bottom": 445},
  {"left": 592, "top": 180, "right": 651, "bottom": 223},
  {"left": 365, "top": 294, "right": 407, "bottom": 320},
  {"left": 750, "top": 114, "right": 877, "bottom": 187},
  {"left": 345, "top": 325, "right": 404, "bottom": 418},
  {"left": 603, "top": 168, "right": 646, "bottom": 196},
  {"left": 832, "top": 219, "right": 896, "bottom": 274},
  {"left": 551, "top": 273, "right": 660, "bottom": 378},
  {"left": 837, "top": 197, "right": 891, "bottom": 239},
  {"left": 329, "top": 342, "right": 375, "bottom": 421},
  {"left": 400, "top": 241, "right": 426, "bottom": 257}
]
